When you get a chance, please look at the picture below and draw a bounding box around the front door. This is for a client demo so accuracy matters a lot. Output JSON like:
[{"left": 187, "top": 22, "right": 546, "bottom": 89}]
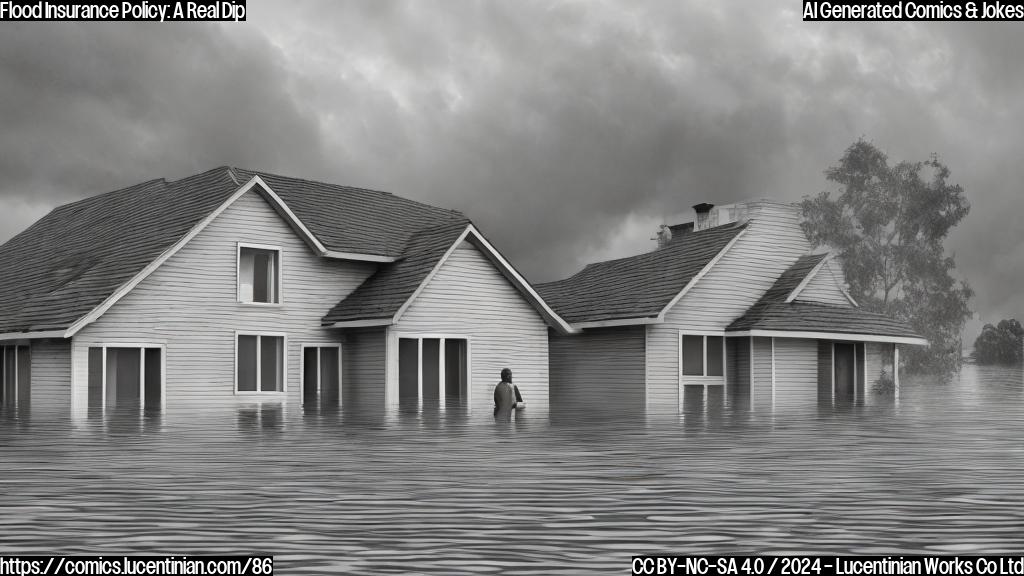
[{"left": 834, "top": 342, "right": 855, "bottom": 405}]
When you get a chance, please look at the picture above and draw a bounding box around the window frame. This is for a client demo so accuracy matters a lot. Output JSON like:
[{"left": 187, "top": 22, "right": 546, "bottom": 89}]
[
  {"left": 234, "top": 332, "right": 288, "bottom": 396},
  {"left": 678, "top": 331, "right": 726, "bottom": 378},
  {"left": 236, "top": 242, "right": 284, "bottom": 306},
  {"left": 678, "top": 331, "right": 727, "bottom": 414},
  {"left": 84, "top": 342, "right": 167, "bottom": 413},
  {"left": 299, "top": 342, "right": 343, "bottom": 407},
  {"left": 392, "top": 332, "right": 472, "bottom": 407},
  {"left": 0, "top": 344, "right": 29, "bottom": 408}
]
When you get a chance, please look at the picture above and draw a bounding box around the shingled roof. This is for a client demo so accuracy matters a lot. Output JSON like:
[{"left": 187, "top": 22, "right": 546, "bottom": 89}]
[
  {"left": 0, "top": 168, "right": 241, "bottom": 334},
  {"left": 233, "top": 168, "right": 464, "bottom": 258},
  {"left": 726, "top": 301, "right": 926, "bottom": 342},
  {"left": 750, "top": 253, "right": 829, "bottom": 308},
  {"left": 0, "top": 167, "right": 467, "bottom": 335},
  {"left": 536, "top": 222, "right": 747, "bottom": 325},
  {"left": 321, "top": 219, "right": 471, "bottom": 324},
  {"left": 726, "top": 253, "right": 924, "bottom": 342}
]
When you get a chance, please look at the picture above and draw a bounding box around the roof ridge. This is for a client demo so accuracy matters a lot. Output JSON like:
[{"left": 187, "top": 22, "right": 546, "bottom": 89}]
[
  {"left": 49, "top": 165, "right": 239, "bottom": 214},
  {"left": 0, "top": 165, "right": 479, "bottom": 334},
  {"left": 233, "top": 167, "right": 467, "bottom": 219},
  {"left": 556, "top": 220, "right": 748, "bottom": 281}
]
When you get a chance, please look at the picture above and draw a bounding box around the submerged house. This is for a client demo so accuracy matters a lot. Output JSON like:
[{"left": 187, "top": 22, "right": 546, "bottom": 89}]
[
  {"left": 0, "top": 167, "right": 570, "bottom": 418},
  {"left": 0, "top": 169, "right": 926, "bottom": 420},
  {"left": 538, "top": 200, "right": 926, "bottom": 415}
]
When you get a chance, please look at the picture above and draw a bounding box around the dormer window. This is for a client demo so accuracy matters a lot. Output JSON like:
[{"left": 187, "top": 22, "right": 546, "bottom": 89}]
[{"left": 238, "top": 244, "right": 281, "bottom": 304}]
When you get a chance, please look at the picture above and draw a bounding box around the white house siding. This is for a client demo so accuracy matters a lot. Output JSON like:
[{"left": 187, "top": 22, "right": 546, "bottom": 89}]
[
  {"left": 772, "top": 338, "right": 819, "bottom": 413},
  {"left": 795, "top": 261, "right": 853, "bottom": 307},
  {"left": 71, "top": 190, "right": 377, "bottom": 414},
  {"left": 392, "top": 242, "right": 550, "bottom": 414},
  {"left": 29, "top": 339, "right": 71, "bottom": 417},
  {"left": 646, "top": 202, "right": 811, "bottom": 412},
  {"left": 549, "top": 326, "right": 645, "bottom": 415},
  {"left": 751, "top": 337, "right": 773, "bottom": 411},
  {"left": 341, "top": 327, "right": 387, "bottom": 412}
]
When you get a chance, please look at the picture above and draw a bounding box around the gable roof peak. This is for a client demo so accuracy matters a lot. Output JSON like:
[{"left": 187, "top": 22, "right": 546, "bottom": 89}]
[
  {"left": 0, "top": 166, "right": 471, "bottom": 336},
  {"left": 536, "top": 220, "right": 748, "bottom": 326}
]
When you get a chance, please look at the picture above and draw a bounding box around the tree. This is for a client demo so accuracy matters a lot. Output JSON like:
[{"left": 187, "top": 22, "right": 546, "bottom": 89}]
[
  {"left": 973, "top": 319, "right": 1024, "bottom": 365},
  {"left": 801, "top": 139, "right": 973, "bottom": 374}
]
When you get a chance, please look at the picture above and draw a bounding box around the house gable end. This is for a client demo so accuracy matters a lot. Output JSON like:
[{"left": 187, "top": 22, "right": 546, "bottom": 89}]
[
  {"left": 70, "top": 186, "right": 380, "bottom": 410},
  {"left": 659, "top": 215, "right": 812, "bottom": 330},
  {"left": 65, "top": 176, "right": 339, "bottom": 337},
  {"left": 393, "top": 225, "right": 573, "bottom": 334},
  {"left": 644, "top": 209, "right": 813, "bottom": 410},
  {"left": 393, "top": 238, "right": 555, "bottom": 412},
  {"left": 789, "top": 259, "right": 857, "bottom": 307}
]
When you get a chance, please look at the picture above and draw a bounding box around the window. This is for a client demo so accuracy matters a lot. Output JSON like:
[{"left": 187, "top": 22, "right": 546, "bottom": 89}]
[
  {"left": 681, "top": 334, "right": 724, "bottom": 377},
  {"left": 302, "top": 345, "right": 341, "bottom": 409},
  {"left": 237, "top": 334, "right": 284, "bottom": 393},
  {"left": 86, "top": 346, "right": 163, "bottom": 412},
  {"left": 397, "top": 336, "right": 469, "bottom": 406},
  {"left": 238, "top": 245, "right": 280, "bottom": 304},
  {"left": 0, "top": 345, "right": 30, "bottom": 408}
]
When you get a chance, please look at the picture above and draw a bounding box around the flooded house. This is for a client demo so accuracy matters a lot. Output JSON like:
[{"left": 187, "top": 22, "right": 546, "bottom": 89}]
[
  {"left": 537, "top": 200, "right": 927, "bottom": 415},
  {"left": 0, "top": 167, "right": 570, "bottom": 418}
]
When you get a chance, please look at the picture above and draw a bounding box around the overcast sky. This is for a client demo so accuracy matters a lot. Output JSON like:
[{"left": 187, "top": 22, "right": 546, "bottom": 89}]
[{"left": 0, "top": 2, "right": 1020, "bottom": 340}]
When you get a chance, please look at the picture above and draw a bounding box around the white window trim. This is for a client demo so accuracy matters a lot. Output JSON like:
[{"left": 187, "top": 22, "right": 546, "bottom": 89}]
[
  {"left": 236, "top": 242, "right": 284, "bottom": 306},
  {"left": 299, "top": 343, "right": 343, "bottom": 407},
  {"left": 393, "top": 332, "right": 472, "bottom": 407},
  {"left": 86, "top": 342, "right": 167, "bottom": 413},
  {"left": 0, "top": 344, "right": 29, "bottom": 407},
  {"left": 677, "top": 331, "right": 727, "bottom": 414},
  {"left": 678, "top": 331, "right": 727, "bottom": 378},
  {"left": 234, "top": 331, "right": 288, "bottom": 396}
]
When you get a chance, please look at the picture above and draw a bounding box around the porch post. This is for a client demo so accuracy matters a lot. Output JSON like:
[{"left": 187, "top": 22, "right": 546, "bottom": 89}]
[
  {"left": 438, "top": 338, "right": 446, "bottom": 407},
  {"left": 770, "top": 337, "right": 776, "bottom": 412},
  {"left": 893, "top": 344, "right": 900, "bottom": 404}
]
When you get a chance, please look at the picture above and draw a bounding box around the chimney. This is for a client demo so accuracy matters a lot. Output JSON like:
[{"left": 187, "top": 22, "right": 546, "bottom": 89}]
[{"left": 693, "top": 203, "right": 715, "bottom": 231}]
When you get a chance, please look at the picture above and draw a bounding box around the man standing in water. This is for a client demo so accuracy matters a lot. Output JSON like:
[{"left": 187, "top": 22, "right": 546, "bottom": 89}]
[{"left": 494, "top": 368, "right": 516, "bottom": 420}]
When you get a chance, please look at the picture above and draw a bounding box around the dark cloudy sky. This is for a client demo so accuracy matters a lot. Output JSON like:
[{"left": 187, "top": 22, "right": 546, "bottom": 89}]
[{"left": 0, "top": 2, "right": 1021, "bottom": 340}]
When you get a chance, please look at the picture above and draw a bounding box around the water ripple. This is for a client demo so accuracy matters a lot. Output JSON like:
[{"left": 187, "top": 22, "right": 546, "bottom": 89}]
[{"left": 0, "top": 365, "right": 1023, "bottom": 573}]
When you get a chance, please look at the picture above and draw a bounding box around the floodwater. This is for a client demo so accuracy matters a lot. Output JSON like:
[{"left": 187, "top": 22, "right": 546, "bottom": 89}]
[{"left": 1, "top": 364, "right": 1024, "bottom": 574}]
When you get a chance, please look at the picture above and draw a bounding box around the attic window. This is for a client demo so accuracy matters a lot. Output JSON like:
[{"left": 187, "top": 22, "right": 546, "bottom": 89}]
[{"left": 238, "top": 244, "right": 281, "bottom": 304}]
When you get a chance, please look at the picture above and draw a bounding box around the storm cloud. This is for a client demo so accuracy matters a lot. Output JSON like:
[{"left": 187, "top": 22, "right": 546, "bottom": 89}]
[{"left": 0, "top": 2, "right": 1021, "bottom": 341}]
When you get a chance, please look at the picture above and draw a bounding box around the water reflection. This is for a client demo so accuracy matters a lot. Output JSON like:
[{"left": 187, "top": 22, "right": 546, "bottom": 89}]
[{"left": 1, "top": 365, "right": 1023, "bottom": 572}]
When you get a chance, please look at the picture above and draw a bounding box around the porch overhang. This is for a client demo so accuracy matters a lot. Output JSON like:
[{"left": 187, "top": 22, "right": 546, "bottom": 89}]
[
  {"left": 725, "top": 329, "right": 928, "bottom": 346},
  {"left": 0, "top": 330, "right": 68, "bottom": 342},
  {"left": 327, "top": 318, "right": 394, "bottom": 329}
]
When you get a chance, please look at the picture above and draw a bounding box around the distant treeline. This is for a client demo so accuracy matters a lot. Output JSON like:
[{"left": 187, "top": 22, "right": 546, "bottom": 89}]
[{"left": 972, "top": 319, "right": 1023, "bottom": 365}]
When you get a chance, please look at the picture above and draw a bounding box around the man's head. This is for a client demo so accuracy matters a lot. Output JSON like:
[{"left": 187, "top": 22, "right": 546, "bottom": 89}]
[{"left": 501, "top": 368, "right": 512, "bottom": 382}]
